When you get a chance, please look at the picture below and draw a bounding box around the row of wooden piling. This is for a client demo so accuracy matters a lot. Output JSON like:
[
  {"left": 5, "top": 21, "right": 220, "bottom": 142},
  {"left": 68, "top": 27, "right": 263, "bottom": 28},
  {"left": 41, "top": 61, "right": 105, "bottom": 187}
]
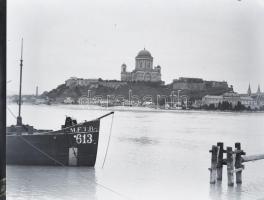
[{"left": 209, "top": 142, "right": 245, "bottom": 186}]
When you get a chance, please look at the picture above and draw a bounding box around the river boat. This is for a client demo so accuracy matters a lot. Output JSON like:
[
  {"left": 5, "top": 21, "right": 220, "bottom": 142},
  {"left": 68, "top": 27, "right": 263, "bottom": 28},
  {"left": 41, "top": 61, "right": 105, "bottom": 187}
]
[
  {"left": 6, "top": 40, "right": 114, "bottom": 166},
  {"left": 6, "top": 112, "right": 113, "bottom": 166}
]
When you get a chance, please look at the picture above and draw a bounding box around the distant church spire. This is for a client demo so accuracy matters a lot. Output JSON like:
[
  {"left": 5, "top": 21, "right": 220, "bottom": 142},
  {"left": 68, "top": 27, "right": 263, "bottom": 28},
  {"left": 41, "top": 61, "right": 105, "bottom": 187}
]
[
  {"left": 247, "top": 83, "right": 251, "bottom": 96},
  {"left": 257, "top": 84, "right": 261, "bottom": 94}
]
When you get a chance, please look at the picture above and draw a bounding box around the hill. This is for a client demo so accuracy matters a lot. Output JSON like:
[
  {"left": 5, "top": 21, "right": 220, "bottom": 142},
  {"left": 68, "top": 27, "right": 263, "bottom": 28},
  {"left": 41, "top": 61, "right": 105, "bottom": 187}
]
[{"left": 43, "top": 80, "right": 232, "bottom": 104}]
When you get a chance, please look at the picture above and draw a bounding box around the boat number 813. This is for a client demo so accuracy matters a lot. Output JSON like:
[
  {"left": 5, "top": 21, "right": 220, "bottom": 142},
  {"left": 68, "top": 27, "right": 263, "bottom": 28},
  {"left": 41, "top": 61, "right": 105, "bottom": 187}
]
[{"left": 74, "top": 134, "right": 93, "bottom": 144}]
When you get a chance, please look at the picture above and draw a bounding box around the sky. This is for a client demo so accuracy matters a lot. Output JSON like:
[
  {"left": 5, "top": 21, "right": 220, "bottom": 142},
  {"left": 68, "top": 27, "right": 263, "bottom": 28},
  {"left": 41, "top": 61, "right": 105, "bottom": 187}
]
[{"left": 7, "top": 0, "right": 264, "bottom": 95}]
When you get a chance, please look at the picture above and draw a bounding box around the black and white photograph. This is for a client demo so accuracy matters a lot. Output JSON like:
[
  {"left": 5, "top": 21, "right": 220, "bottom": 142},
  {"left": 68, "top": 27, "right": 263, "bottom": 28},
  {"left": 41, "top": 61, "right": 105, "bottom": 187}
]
[{"left": 1, "top": 0, "right": 264, "bottom": 199}]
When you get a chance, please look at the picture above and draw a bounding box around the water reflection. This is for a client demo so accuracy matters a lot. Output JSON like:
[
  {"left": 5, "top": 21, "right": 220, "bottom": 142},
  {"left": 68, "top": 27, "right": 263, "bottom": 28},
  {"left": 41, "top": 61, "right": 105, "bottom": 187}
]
[
  {"left": 209, "top": 182, "right": 243, "bottom": 200},
  {"left": 209, "top": 182, "right": 223, "bottom": 200},
  {"left": 7, "top": 166, "right": 97, "bottom": 200},
  {"left": 234, "top": 185, "right": 242, "bottom": 200}
]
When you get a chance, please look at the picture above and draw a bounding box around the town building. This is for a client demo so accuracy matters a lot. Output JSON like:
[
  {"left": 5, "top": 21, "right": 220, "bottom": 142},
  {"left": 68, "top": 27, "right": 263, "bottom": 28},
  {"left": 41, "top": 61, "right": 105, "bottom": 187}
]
[
  {"left": 172, "top": 77, "right": 229, "bottom": 91},
  {"left": 240, "top": 96, "right": 257, "bottom": 108},
  {"left": 257, "top": 84, "right": 261, "bottom": 94},
  {"left": 65, "top": 77, "right": 127, "bottom": 89},
  {"left": 202, "top": 92, "right": 259, "bottom": 109},
  {"left": 202, "top": 85, "right": 264, "bottom": 109},
  {"left": 98, "top": 81, "right": 127, "bottom": 89},
  {"left": 202, "top": 92, "right": 244, "bottom": 108},
  {"left": 121, "top": 49, "right": 162, "bottom": 82},
  {"left": 63, "top": 97, "right": 75, "bottom": 104},
  {"left": 173, "top": 77, "right": 205, "bottom": 90},
  {"left": 222, "top": 92, "right": 241, "bottom": 107},
  {"left": 247, "top": 84, "right": 252, "bottom": 96},
  {"left": 65, "top": 77, "right": 98, "bottom": 88},
  {"left": 249, "top": 84, "right": 264, "bottom": 108},
  {"left": 202, "top": 95, "right": 223, "bottom": 107}
]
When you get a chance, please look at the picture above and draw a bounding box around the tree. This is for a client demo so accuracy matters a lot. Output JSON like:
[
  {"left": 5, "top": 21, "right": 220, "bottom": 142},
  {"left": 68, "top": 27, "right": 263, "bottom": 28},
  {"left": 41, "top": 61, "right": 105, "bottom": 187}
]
[
  {"left": 219, "top": 101, "right": 232, "bottom": 111},
  {"left": 201, "top": 104, "right": 208, "bottom": 110},
  {"left": 208, "top": 103, "right": 216, "bottom": 110},
  {"left": 217, "top": 102, "right": 222, "bottom": 110},
  {"left": 158, "top": 98, "right": 166, "bottom": 106},
  {"left": 234, "top": 101, "right": 245, "bottom": 111}
]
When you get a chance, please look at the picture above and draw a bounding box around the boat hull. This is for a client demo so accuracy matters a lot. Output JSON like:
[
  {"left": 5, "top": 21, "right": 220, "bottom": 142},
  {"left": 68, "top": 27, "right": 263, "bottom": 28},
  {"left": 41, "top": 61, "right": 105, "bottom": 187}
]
[{"left": 6, "top": 120, "right": 100, "bottom": 167}]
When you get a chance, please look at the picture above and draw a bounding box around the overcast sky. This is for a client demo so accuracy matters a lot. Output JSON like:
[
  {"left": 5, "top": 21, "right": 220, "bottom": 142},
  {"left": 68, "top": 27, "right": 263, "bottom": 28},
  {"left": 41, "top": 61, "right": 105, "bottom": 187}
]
[{"left": 7, "top": 0, "right": 264, "bottom": 94}]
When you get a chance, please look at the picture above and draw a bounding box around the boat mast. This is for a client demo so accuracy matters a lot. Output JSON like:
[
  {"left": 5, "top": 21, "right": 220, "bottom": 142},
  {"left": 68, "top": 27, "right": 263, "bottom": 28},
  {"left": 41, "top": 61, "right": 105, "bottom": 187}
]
[{"left": 17, "top": 38, "right": 23, "bottom": 126}]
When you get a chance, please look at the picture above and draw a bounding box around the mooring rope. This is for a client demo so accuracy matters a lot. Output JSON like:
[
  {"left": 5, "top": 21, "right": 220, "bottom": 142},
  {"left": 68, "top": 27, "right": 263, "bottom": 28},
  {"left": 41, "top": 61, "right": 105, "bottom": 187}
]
[
  {"left": 75, "top": 168, "right": 133, "bottom": 200},
  {"left": 18, "top": 135, "right": 65, "bottom": 166},
  {"left": 7, "top": 107, "right": 113, "bottom": 166},
  {"left": 101, "top": 112, "right": 115, "bottom": 169},
  {"left": 7, "top": 106, "right": 17, "bottom": 120},
  {"left": 7, "top": 108, "right": 129, "bottom": 199},
  {"left": 19, "top": 135, "right": 132, "bottom": 200},
  {"left": 94, "top": 180, "right": 133, "bottom": 200}
]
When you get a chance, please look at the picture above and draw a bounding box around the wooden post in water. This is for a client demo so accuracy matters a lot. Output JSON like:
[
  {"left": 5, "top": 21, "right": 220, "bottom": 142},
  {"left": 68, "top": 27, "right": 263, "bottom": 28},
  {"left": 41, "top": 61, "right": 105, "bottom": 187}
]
[
  {"left": 226, "top": 147, "right": 234, "bottom": 186},
  {"left": 216, "top": 142, "right": 224, "bottom": 181},
  {"left": 234, "top": 143, "right": 244, "bottom": 184},
  {"left": 209, "top": 142, "right": 264, "bottom": 186},
  {"left": 209, "top": 145, "right": 218, "bottom": 184}
]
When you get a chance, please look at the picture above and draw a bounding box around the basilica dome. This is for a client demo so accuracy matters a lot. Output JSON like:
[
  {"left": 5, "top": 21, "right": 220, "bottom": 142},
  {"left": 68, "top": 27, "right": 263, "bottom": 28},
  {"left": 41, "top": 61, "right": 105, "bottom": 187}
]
[{"left": 136, "top": 49, "right": 152, "bottom": 58}]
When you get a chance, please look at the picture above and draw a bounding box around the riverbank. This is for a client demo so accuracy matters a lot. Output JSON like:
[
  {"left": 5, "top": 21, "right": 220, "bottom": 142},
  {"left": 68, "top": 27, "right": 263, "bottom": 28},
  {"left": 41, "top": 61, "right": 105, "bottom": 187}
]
[{"left": 7, "top": 103, "right": 264, "bottom": 115}]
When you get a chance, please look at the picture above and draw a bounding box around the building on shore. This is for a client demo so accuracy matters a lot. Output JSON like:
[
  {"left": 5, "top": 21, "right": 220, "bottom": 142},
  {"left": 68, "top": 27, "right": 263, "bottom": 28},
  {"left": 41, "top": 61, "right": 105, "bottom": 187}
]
[
  {"left": 173, "top": 77, "right": 205, "bottom": 90},
  {"left": 65, "top": 77, "right": 127, "bottom": 89},
  {"left": 247, "top": 84, "right": 264, "bottom": 108},
  {"left": 65, "top": 77, "right": 99, "bottom": 88},
  {"left": 98, "top": 80, "right": 127, "bottom": 89},
  {"left": 247, "top": 84, "right": 252, "bottom": 96},
  {"left": 202, "top": 85, "right": 264, "bottom": 109},
  {"left": 63, "top": 97, "right": 75, "bottom": 104},
  {"left": 121, "top": 49, "right": 162, "bottom": 82},
  {"left": 202, "top": 95, "right": 224, "bottom": 107},
  {"left": 202, "top": 92, "right": 257, "bottom": 109},
  {"left": 240, "top": 96, "right": 257, "bottom": 108},
  {"left": 173, "top": 77, "right": 229, "bottom": 91}
]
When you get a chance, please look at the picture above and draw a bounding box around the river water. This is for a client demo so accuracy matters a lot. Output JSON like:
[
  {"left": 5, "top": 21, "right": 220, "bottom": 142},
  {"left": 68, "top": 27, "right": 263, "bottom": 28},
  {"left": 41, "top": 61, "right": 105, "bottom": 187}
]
[{"left": 6, "top": 104, "right": 264, "bottom": 200}]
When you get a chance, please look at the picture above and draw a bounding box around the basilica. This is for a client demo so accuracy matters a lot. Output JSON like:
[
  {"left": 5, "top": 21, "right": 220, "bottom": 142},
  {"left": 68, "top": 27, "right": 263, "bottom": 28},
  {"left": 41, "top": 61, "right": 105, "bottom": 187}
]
[{"left": 121, "top": 49, "right": 162, "bottom": 82}]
